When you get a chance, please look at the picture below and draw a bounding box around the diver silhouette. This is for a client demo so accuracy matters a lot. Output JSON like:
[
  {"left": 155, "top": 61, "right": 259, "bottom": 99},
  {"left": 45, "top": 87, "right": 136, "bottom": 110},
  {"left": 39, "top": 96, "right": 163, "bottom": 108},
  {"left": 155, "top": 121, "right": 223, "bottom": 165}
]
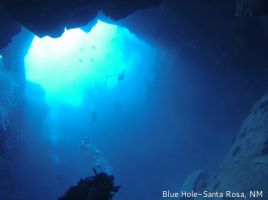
[{"left": 58, "top": 169, "right": 120, "bottom": 200}]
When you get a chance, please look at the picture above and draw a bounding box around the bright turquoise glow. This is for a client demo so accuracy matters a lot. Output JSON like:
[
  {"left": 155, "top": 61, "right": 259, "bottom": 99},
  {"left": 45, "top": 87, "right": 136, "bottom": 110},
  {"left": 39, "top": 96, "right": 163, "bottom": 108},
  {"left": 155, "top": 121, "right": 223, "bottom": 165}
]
[{"left": 24, "top": 20, "right": 154, "bottom": 107}]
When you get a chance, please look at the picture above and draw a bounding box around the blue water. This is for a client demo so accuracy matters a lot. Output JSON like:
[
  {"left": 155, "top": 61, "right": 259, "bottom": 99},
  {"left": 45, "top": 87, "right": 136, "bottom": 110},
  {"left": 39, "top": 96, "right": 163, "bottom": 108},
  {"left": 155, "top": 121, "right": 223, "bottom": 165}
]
[{"left": 0, "top": 20, "right": 263, "bottom": 200}]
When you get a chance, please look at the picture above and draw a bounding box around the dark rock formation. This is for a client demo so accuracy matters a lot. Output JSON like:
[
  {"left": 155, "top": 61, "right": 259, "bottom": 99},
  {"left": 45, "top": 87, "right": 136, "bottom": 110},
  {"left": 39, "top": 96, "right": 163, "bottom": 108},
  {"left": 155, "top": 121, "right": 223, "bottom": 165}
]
[
  {"left": 1, "top": 0, "right": 268, "bottom": 53},
  {"left": 0, "top": 69, "right": 23, "bottom": 198},
  {"left": 0, "top": 5, "right": 21, "bottom": 49},
  {"left": 180, "top": 91, "right": 268, "bottom": 199},
  {"left": 236, "top": 0, "right": 268, "bottom": 16},
  {"left": 0, "top": 69, "right": 23, "bottom": 158},
  {"left": 58, "top": 169, "right": 120, "bottom": 200},
  {"left": 1, "top": 0, "right": 268, "bottom": 73},
  {"left": 118, "top": 0, "right": 268, "bottom": 71},
  {"left": 0, "top": 0, "right": 161, "bottom": 49}
]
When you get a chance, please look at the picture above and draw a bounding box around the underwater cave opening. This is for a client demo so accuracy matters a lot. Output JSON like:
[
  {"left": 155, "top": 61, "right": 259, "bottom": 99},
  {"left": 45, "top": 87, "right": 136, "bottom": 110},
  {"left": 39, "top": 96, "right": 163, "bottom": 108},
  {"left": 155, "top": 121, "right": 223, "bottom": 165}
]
[{"left": 24, "top": 20, "right": 156, "bottom": 108}]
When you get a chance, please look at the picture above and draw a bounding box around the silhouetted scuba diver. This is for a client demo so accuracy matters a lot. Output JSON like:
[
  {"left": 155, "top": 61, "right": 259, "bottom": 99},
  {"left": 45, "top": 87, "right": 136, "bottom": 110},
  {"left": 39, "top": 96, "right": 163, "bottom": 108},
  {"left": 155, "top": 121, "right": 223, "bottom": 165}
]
[
  {"left": 117, "top": 69, "right": 126, "bottom": 81},
  {"left": 112, "top": 100, "right": 124, "bottom": 111},
  {"left": 90, "top": 111, "right": 97, "bottom": 127},
  {"left": 58, "top": 169, "right": 120, "bottom": 200}
]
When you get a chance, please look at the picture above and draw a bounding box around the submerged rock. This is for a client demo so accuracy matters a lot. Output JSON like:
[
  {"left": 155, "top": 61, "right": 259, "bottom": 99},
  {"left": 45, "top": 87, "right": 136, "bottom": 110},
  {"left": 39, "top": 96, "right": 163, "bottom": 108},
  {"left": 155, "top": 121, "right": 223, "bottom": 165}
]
[
  {"left": 179, "top": 169, "right": 209, "bottom": 194},
  {"left": 180, "top": 91, "right": 268, "bottom": 198},
  {"left": 58, "top": 169, "right": 120, "bottom": 200},
  {"left": 0, "top": 0, "right": 162, "bottom": 48},
  {"left": 236, "top": 0, "right": 268, "bottom": 16},
  {"left": 0, "top": 69, "right": 23, "bottom": 158}
]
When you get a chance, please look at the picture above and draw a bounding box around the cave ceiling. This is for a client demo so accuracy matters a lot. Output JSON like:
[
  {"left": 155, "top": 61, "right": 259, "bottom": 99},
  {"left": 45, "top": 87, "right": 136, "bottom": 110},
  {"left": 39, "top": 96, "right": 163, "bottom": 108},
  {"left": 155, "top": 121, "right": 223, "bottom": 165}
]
[{"left": 0, "top": 0, "right": 268, "bottom": 70}]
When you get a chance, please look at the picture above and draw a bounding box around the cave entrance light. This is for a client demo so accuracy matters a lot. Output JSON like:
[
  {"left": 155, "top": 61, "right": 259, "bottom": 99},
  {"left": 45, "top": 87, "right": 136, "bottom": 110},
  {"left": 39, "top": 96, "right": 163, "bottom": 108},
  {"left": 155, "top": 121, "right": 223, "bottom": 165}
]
[{"left": 24, "top": 20, "right": 155, "bottom": 107}]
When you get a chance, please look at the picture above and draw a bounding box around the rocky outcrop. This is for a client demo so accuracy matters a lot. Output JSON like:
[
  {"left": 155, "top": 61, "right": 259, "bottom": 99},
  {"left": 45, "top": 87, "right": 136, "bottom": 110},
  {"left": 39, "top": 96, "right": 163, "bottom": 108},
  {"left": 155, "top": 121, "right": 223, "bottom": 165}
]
[
  {"left": 180, "top": 92, "right": 268, "bottom": 199},
  {"left": 236, "top": 0, "right": 268, "bottom": 16},
  {"left": 0, "top": 69, "right": 23, "bottom": 199},
  {"left": 0, "top": 156, "right": 13, "bottom": 200},
  {"left": 0, "top": 70, "right": 22, "bottom": 121},
  {"left": 117, "top": 0, "right": 268, "bottom": 71},
  {"left": 0, "top": 5, "right": 21, "bottom": 49},
  {"left": 1, "top": 0, "right": 268, "bottom": 73},
  {"left": 0, "top": 0, "right": 161, "bottom": 49}
]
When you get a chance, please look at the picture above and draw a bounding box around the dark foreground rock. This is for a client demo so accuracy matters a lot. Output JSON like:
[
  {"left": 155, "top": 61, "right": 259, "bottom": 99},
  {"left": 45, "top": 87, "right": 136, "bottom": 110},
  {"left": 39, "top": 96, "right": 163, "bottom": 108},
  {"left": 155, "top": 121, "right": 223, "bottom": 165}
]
[
  {"left": 58, "top": 169, "right": 120, "bottom": 200},
  {"left": 0, "top": 0, "right": 162, "bottom": 49}
]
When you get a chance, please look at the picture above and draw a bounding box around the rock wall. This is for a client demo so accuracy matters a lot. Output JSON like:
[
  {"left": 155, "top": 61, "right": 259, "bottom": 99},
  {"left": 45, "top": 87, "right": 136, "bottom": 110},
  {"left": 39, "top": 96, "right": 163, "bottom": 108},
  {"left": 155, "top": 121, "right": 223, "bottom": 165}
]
[
  {"left": 0, "top": 68, "right": 23, "bottom": 199},
  {"left": 180, "top": 91, "right": 268, "bottom": 199},
  {"left": 0, "top": 0, "right": 162, "bottom": 49}
]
